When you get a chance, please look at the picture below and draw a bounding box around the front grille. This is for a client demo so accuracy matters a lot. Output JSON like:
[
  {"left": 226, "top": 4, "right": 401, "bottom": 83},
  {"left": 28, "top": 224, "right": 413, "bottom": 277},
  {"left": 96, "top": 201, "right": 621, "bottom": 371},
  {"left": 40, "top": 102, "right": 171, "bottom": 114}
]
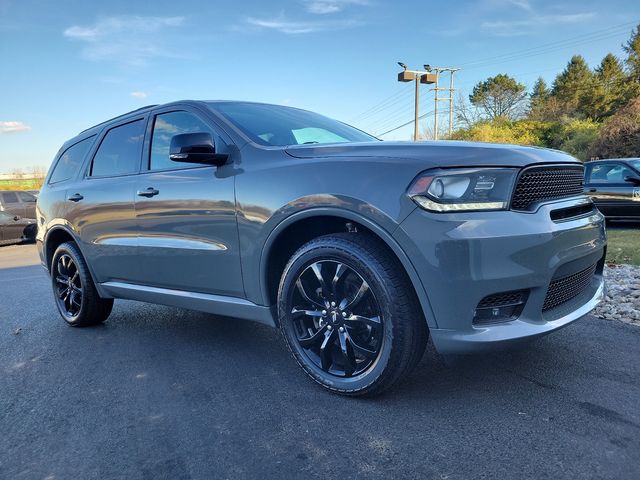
[
  {"left": 511, "top": 165, "right": 584, "bottom": 211},
  {"left": 543, "top": 263, "right": 597, "bottom": 312}
]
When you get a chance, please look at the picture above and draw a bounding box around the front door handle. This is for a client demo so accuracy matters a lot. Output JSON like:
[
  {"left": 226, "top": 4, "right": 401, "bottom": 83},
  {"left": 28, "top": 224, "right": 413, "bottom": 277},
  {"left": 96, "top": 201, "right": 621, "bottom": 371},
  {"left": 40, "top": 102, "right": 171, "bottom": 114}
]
[
  {"left": 68, "top": 193, "right": 83, "bottom": 202},
  {"left": 589, "top": 188, "right": 597, "bottom": 193},
  {"left": 137, "top": 187, "right": 160, "bottom": 198}
]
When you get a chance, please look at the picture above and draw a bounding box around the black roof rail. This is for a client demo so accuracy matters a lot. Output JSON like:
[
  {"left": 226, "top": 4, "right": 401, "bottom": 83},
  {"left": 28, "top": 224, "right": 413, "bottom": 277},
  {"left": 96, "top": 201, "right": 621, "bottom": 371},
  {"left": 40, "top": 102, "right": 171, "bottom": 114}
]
[{"left": 79, "top": 104, "right": 158, "bottom": 134}]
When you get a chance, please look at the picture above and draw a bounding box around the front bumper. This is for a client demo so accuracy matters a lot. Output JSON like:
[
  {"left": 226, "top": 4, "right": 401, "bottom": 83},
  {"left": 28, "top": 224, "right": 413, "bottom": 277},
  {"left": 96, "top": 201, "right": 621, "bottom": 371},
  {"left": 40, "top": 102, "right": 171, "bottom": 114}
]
[{"left": 394, "top": 197, "right": 607, "bottom": 354}]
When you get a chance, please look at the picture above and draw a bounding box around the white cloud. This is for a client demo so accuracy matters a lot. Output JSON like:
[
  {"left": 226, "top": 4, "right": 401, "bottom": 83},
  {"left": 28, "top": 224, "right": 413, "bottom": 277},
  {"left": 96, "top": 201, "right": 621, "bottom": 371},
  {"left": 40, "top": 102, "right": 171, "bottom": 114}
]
[
  {"left": 130, "top": 91, "right": 147, "bottom": 98},
  {"left": 506, "top": 0, "right": 532, "bottom": 11},
  {"left": 304, "top": 0, "right": 370, "bottom": 15},
  {"left": 64, "top": 16, "right": 186, "bottom": 66},
  {"left": 246, "top": 15, "right": 363, "bottom": 34},
  {"left": 0, "top": 121, "right": 31, "bottom": 134},
  {"left": 481, "top": 12, "right": 596, "bottom": 36}
]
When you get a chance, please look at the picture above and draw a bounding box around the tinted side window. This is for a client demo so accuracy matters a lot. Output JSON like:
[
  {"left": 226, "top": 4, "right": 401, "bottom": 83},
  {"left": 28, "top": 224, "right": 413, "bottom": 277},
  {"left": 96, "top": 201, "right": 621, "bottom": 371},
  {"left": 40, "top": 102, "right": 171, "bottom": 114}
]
[
  {"left": 17, "top": 192, "right": 36, "bottom": 202},
  {"left": 588, "top": 163, "right": 635, "bottom": 184},
  {"left": 49, "top": 136, "right": 95, "bottom": 184},
  {"left": 91, "top": 119, "right": 145, "bottom": 177},
  {"left": 150, "top": 111, "right": 215, "bottom": 171},
  {"left": 1, "top": 192, "right": 19, "bottom": 203}
]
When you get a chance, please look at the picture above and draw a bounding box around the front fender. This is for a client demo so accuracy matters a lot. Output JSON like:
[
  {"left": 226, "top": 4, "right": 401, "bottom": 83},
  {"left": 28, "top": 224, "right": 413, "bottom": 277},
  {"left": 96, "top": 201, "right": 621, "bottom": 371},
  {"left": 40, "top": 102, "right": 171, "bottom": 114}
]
[{"left": 254, "top": 205, "right": 438, "bottom": 331}]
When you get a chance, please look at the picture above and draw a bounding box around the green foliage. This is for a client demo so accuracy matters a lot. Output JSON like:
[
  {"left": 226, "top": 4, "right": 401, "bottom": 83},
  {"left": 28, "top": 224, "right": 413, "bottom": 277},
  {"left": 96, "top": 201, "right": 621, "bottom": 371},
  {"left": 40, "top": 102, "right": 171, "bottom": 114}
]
[
  {"left": 549, "top": 119, "right": 600, "bottom": 160},
  {"left": 528, "top": 77, "right": 550, "bottom": 120},
  {"left": 551, "top": 55, "right": 593, "bottom": 116},
  {"left": 581, "top": 54, "right": 630, "bottom": 120},
  {"left": 469, "top": 74, "right": 527, "bottom": 120},
  {"left": 0, "top": 178, "right": 43, "bottom": 191},
  {"left": 623, "top": 24, "right": 640, "bottom": 80},
  {"left": 451, "top": 117, "right": 599, "bottom": 160},
  {"left": 450, "top": 118, "right": 548, "bottom": 146}
]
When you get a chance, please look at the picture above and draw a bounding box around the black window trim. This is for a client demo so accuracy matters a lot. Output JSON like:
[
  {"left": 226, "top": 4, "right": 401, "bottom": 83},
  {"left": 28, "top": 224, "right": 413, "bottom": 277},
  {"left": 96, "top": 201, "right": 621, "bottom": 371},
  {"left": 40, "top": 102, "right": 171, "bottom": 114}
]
[
  {"left": 48, "top": 134, "right": 97, "bottom": 186},
  {"left": 144, "top": 108, "right": 219, "bottom": 174},
  {"left": 85, "top": 115, "right": 149, "bottom": 180},
  {"left": 586, "top": 161, "right": 637, "bottom": 187}
]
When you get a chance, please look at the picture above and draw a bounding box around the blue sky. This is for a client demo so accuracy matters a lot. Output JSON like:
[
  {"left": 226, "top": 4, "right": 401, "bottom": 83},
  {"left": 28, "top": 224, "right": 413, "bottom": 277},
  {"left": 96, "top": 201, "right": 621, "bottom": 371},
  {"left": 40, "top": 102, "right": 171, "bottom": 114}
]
[{"left": 1, "top": 0, "right": 639, "bottom": 172}]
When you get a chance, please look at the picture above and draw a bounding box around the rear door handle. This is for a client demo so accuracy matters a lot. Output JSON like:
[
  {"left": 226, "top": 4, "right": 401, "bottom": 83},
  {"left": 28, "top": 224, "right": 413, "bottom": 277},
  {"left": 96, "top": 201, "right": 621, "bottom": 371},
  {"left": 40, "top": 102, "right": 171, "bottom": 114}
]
[
  {"left": 588, "top": 188, "right": 597, "bottom": 193},
  {"left": 68, "top": 193, "right": 83, "bottom": 202},
  {"left": 137, "top": 187, "right": 160, "bottom": 198}
]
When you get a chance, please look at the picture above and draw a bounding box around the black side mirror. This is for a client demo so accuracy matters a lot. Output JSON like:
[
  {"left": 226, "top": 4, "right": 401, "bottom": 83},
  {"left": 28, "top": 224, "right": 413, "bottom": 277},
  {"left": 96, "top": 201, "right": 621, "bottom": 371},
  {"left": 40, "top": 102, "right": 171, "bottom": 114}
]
[
  {"left": 624, "top": 175, "right": 640, "bottom": 186},
  {"left": 169, "top": 132, "right": 229, "bottom": 166},
  {"left": 13, "top": 215, "right": 20, "bottom": 221}
]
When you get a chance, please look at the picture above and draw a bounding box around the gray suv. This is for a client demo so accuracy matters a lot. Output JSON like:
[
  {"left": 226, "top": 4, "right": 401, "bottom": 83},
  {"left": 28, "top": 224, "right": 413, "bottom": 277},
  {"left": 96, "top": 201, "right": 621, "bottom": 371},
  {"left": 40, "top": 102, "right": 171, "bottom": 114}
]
[
  {"left": 37, "top": 101, "right": 606, "bottom": 396},
  {"left": 0, "top": 190, "right": 37, "bottom": 218}
]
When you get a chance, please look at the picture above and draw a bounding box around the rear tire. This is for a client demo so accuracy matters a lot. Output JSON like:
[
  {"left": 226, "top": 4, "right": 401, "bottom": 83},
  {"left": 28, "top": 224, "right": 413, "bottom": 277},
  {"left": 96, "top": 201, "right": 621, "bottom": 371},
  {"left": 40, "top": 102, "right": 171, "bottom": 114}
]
[
  {"left": 51, "top": 242, "right": 113, "bottom": 327},
  {"left": 278, "top": 233, "right": 428, "bottom": 396}
]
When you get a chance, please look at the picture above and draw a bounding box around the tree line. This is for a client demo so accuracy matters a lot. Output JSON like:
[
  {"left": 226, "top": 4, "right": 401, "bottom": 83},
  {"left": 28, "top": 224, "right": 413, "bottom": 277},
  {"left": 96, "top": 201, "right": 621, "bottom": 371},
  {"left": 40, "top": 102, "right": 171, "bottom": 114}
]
[{"left": 450, "top": 24, "right": 640, "bottom": 160}]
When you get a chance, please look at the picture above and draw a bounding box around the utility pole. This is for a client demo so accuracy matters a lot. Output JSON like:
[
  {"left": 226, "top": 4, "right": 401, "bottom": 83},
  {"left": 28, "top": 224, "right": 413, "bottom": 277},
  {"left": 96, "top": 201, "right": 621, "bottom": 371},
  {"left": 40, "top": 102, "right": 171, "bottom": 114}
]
[
  {"left": 397, "top": 63, "right": 436, "bottom": 141},
  {"left": 430, "top": 67, "right": 460, "bottom": 140}
]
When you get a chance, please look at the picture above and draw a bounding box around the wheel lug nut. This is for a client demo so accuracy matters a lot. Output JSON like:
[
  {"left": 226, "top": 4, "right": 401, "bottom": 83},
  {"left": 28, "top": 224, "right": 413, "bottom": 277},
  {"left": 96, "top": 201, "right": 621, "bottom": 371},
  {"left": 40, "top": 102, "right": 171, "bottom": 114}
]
[
  {"left": 321, "top": 310, "right": 327, "bottom": 316},
  {"left": 339, "top": 327, "right": 345, "bottom": 333},
  {"left": 342, "top": 311, "right": 347, "bottom": 317},
  {"left": 331, "top": 301, "right": 336, "bottom": 307},
  {"left": 327, "top": 325, "right": 333, "bottom": 330}
]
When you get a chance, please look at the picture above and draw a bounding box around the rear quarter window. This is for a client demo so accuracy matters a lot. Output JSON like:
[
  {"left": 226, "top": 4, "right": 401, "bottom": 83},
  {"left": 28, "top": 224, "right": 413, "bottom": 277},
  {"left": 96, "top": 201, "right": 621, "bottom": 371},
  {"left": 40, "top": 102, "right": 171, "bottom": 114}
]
[
  {"left": 90, "top": 119, "right": 145, "bottom": 177},
  {"left": 50, "top": 136, "right": 95, "bottom": 184}
]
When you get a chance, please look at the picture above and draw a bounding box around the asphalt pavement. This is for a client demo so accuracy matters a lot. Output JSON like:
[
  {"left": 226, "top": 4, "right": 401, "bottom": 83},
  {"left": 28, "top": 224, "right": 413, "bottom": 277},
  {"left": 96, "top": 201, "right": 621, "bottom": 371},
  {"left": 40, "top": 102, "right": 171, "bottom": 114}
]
[{"left": 1, "top": 244, "right": 639, "bottom": 479}]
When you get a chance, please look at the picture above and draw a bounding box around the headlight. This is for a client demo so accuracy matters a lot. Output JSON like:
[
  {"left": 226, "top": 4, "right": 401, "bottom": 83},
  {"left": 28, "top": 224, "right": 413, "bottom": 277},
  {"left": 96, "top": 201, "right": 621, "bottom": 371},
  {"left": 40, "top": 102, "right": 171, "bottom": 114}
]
[{"left": 408, "top": 168, "right": 517, "bottom": 212}]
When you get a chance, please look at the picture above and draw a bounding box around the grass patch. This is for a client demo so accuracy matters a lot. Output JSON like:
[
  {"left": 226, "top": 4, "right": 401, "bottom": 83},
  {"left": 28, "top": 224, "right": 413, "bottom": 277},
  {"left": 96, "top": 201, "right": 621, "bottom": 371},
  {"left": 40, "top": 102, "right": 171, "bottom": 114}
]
[
  {"left": 0, "top": 178, "right": 43, "bottom": 191},
  {"left": 606, "top": 227, "right": 640, "bottom": 266}
]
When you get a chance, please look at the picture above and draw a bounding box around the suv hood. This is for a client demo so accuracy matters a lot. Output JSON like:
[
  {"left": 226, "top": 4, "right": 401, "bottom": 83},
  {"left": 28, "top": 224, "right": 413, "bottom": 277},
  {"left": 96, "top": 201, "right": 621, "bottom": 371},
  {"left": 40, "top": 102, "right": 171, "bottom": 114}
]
[{"left": 285, "top": 140, "right": 579, "bottom": 168}]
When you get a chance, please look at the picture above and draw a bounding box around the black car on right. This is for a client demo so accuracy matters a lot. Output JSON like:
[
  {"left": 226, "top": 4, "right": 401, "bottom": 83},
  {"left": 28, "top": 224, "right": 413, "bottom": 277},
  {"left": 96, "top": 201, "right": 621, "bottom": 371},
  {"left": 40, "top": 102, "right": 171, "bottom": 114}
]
[{"left": 584, "top": 158, "right": 640, "bottom": 220}]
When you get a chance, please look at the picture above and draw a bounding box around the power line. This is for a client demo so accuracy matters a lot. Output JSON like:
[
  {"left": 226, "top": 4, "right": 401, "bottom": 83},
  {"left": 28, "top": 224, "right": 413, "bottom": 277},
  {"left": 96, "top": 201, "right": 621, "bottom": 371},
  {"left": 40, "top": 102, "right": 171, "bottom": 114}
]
[
  {"left": 355, "top": 20, "right": 638, "bottom": 125},
  {"left": 348, "top": 88, "right": 410, "bottom": 122},
  {"left": 376, "top": 109, "right": 435, "bottom": 137},
  {"left": 458, "top": 21, "right": 637, "bottom": 69}
]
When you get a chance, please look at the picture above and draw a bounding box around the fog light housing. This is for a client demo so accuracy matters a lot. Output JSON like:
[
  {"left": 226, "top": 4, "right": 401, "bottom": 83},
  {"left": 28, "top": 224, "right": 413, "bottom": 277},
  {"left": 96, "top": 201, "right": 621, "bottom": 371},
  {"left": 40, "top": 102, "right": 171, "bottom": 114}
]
[{"left": 473, "top": 290, "right": 528, "bottom": 325}]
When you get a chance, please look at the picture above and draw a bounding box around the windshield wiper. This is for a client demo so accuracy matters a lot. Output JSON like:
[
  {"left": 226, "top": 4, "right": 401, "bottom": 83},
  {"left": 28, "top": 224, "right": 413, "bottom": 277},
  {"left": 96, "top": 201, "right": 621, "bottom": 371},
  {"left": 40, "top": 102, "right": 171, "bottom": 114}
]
[{"left": 302, "top": 141, "right": 319, "bottom": 145}]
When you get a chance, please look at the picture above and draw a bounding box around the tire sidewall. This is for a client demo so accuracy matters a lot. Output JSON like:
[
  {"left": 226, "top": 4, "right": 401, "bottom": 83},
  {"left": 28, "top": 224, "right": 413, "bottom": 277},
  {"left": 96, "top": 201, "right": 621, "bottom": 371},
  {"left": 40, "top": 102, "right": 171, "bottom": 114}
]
[{"left": 278, "top": 241, "right": 397, "bottom": 394}]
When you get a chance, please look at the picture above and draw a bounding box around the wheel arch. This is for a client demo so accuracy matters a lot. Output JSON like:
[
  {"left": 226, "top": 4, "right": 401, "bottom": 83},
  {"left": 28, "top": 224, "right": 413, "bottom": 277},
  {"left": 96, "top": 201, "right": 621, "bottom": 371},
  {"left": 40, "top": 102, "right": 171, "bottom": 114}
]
[
  {"left": 259, "top": 208, "right": 438, "bottom": 329},
  {"left": 43, "top": 226, "right": 106, "bottom": 296}
]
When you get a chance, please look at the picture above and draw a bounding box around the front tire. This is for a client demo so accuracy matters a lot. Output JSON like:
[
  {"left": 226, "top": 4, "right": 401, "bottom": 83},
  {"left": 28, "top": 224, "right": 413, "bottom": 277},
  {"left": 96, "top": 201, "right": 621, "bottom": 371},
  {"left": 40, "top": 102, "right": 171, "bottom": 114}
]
[
  {"left": 51, "top": 242, "right": 113, "bottom": 327},
  {"left": 278, "top": 233, "right": 427, "bottom": 396}
]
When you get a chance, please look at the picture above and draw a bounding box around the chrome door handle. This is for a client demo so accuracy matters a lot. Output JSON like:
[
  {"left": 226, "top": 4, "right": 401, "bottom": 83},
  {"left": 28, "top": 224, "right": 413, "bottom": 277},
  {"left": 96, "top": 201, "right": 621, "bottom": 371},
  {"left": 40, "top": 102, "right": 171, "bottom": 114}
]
[
  {"left": 68, "top": 193, "right": 83, "bottom": 202},
  {"left": 137, "top": 187, "right": 159, "bottom": 198}
]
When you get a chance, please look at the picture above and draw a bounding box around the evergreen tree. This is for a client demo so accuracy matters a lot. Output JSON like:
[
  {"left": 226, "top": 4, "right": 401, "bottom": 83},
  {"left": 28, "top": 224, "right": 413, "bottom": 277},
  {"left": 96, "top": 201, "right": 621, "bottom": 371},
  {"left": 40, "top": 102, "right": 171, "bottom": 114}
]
[
  {"left": 623, "top": 23, "right": 640, "bottom": 80},
  {"left": 528, "top": 77, "right": 550, "bottom": 120},
  {"left": 469, "top": 74, "right": 527, "bottom": 120},
  {"left": 582, "top": 53, "right": 627, "bottom": 120},
  {"left": 551, "top": 55, "right": 593, "bottom": 116}
]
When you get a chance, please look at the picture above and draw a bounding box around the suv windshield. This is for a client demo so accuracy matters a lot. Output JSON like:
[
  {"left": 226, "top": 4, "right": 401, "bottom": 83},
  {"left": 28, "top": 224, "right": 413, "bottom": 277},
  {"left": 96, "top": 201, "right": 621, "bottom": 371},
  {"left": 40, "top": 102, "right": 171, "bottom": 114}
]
[{"left": 211, "top": 102, "right": 377, "bottom": 147}]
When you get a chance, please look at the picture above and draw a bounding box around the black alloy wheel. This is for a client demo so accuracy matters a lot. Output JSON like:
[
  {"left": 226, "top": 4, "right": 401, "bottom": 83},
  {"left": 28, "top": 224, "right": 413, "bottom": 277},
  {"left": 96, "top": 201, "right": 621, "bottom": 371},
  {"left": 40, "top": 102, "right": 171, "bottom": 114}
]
[
  {"left": 51, "top": 242, "right": 113, "bottom": 327},
  {"left": 290, "top": 260, "right": 383, "bottom": 378},
  {"left": 278, "top": 233, "right": 428, "bottom": 396},
  {"left": 54, "top": 253, "right": 83, "bottom": 318}
]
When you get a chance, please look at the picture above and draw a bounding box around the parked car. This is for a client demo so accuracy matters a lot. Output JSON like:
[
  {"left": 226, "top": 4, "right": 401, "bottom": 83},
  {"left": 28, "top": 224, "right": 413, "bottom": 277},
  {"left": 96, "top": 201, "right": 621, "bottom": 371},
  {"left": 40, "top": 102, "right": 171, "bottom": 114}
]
[
  {"left": 584, "top": 158, "right": 640, "bottom": 220},
  {"left": 0, "top": 190, "right": 37, "bottom": 218},
  {"left": 36, "top": 101, "right": 606, "bottom": 396},
  {"left": 0, "top": 211, "right": 36, "bottom": 246}
]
